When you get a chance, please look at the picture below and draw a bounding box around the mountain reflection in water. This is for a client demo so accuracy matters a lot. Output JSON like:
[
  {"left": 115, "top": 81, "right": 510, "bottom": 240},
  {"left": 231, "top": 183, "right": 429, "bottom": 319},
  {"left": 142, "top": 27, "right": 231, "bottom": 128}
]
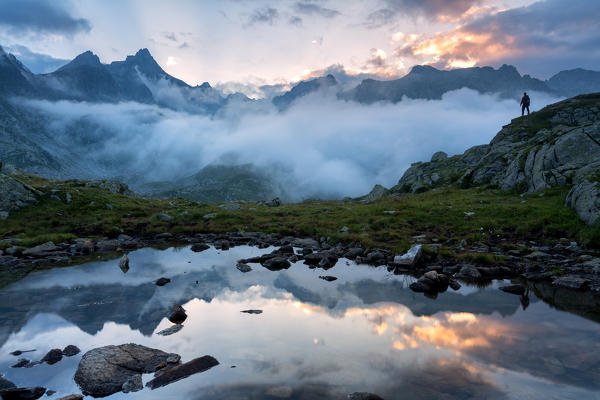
[{"left": 0, "top": 245, "right": 598, "bottom": 399}]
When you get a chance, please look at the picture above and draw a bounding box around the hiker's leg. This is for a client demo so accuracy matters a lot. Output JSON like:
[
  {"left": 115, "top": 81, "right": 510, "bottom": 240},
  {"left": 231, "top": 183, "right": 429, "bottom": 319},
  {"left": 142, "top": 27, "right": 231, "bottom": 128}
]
[
  {"left": 527, "top": 106, "right": 530, "bottom": 115},
  {"left": 522, "top": 105, "right": 525, "bottom": 116}
]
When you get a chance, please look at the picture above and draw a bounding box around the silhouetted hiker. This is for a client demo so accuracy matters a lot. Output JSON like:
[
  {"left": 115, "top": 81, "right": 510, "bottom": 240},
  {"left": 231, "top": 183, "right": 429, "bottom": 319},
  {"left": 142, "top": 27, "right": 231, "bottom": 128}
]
[
  {"left": 520, "top": 92, "right": 530, "bottom": 116},
  {"left": 520, "top": 288, "right": 530, "bottom": 310}
]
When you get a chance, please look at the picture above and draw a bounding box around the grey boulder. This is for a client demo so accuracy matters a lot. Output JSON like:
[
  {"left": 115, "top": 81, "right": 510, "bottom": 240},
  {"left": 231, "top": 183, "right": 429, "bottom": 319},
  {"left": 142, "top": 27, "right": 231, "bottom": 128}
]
[{"left": 74, "top": 343, "right": 180, "bottom": 397}]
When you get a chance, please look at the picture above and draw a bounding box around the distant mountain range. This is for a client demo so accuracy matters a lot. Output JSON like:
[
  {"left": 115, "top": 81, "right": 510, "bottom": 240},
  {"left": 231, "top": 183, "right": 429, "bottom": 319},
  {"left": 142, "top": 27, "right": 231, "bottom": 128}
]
[{"left": 1, "top": 44, "right": 600, "bottom": 202}]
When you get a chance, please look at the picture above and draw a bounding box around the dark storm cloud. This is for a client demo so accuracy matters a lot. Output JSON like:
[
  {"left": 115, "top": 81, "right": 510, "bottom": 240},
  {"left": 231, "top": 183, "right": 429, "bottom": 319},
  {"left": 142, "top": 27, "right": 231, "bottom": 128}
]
[
  {"left": 294, "top": 2, "right": 340, "bottom": 18},
  {"left": 465, "top": 0, "right": 600, "bottom": 50},
  {"left": 4, "top": 44, "right": 68, "bottom": 73},
  {"left": 0, "top": 0, "right": 91, "bottom": 35},
  {"left": 366, "top": 0, "right": 483, "bottom": 26},
  {"left": 245, "top": 7, "right": 279, "bottom": 27}
]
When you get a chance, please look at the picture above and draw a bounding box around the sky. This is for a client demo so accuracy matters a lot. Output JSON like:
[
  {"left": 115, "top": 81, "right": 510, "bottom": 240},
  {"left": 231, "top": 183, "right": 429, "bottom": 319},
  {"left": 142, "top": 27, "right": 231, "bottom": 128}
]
[{"left": 0, "top": 0, "right": 599, "bottom": 86}]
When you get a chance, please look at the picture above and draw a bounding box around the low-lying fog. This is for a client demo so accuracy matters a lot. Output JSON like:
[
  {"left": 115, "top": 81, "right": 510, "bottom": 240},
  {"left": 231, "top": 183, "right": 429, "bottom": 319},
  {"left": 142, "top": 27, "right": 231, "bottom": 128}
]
[{"left": 19, "top": 89, "right": 562, "bottom": 200}]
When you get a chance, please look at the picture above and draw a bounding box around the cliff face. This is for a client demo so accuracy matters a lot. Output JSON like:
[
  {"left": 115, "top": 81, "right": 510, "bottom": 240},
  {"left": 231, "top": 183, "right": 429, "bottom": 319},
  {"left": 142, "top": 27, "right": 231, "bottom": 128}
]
[{"left": 392, "top": 93, "right": 600, "bottom": 225}]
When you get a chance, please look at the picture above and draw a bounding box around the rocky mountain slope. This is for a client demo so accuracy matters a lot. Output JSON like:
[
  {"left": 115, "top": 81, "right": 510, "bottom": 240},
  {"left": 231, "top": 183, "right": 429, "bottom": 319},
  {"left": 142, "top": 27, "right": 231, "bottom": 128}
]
[{"left": 392, "top": 93, "right": 600, "bottom": 225}]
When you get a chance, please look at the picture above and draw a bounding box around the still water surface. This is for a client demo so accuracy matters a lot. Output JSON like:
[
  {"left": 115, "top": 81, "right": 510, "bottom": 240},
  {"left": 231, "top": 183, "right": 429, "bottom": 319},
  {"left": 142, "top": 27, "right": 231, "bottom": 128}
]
[{"left": 0, "top": 245, "right": 599, "bottom": 399}]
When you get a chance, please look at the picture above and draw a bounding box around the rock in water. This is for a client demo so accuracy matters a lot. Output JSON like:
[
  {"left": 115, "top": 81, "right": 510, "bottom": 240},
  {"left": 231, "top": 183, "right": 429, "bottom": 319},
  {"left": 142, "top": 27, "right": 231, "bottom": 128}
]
[
  {"left": 454, "top": 264, "right": 482, "bottom": 280},
  {"left": 155, "top": 277, "right": 171, "bottom": 286},
  {"left": 236, "top": 262, "right": 252, "bottom": 272},
  {"left": 168, "top": 305, "right": 187, "bottom": 324},
  {"left": 241, "top": 310, "right": 262, "bottom": 314},
  {"left": 0, "top": 377, "right": 16, "bottom": 390},
  {"left": 146, "top": 356, "right": 219, "bottom": 389},
  {"left": 118, "top": 254, "right": 129, "bottom": 273},
  {"left": 156, "top": 325, "right": 184, "bottom": 336},
  {"left": 261, "top": 256, "right": 291, "bottom": 271},
  {"left": 0, "top": 387, "right": 46, "bottom": 400},
  {"left": 319, "top": 275, "right": 337, "bottom": 282},
  {"left": 499, "top": 284, "right": 525, "bottom": 295},
  {"left": 191, "top": 243, "right": 210, "bottom": 252},
  {"left": 393, "top": 245, "right": 422, "bottom": 267},
  {"left": 62, "top": 345, "right": 81, "bottom": 357},
  {"left": 41, "top": 348, "right": 63, "bottom": 365},
  {"left": 56, "top": 396, "right": 83, "bottom": 400},
  {"left": 74, "top": 343, "right": 180, "bottom": 397}
]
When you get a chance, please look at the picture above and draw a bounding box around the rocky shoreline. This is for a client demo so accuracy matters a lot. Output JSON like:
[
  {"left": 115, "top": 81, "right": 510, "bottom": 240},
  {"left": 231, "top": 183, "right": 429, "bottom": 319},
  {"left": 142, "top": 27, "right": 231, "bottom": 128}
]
[{"left": 2, "top": 229, "right": 599, "bottom": 296}]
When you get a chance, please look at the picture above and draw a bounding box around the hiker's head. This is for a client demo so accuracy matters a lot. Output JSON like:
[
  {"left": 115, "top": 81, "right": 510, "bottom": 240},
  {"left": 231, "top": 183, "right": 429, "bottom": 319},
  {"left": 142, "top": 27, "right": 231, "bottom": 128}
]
[{"left": 524, "top": 92, "right": 527, "bottom": 95}]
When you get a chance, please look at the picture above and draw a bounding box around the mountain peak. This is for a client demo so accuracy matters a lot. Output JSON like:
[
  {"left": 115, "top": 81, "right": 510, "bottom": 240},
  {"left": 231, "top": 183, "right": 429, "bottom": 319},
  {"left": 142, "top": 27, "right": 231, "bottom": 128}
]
[
  {"left": 74, "top": 51, "right": 101, "bottom": 65},
  {"left": 409, "top": 65, "right": 439, "bottom": 75},
  {"left": 134, "top": 48, "right": 152, "bottom": 59},
  {"left": 198, "top": 82, "right": 212, "bottom": 89},
  {"left": 58, "top": 50, "right": 101, "bottom": 71},
  {"left": 498, "top": 64, "right": 520, "bottom": 77}
]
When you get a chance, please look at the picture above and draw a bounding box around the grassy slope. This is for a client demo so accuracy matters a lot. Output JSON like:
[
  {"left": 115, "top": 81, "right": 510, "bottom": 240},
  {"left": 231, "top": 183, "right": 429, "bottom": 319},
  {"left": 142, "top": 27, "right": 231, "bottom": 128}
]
[{"left": 2, "top": 174, "right": 599, "bottom": 255}]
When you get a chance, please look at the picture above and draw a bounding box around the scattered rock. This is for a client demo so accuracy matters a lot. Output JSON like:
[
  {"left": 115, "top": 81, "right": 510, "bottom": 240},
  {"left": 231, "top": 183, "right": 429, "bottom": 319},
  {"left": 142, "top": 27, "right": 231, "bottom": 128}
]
[
  {"left": 22, "top": 242, "right": 59, "bottom": 257},
  {"left": 62, "top": 345, "right": 80, "bottom": 357},
  {"left": 155, "top": 277, "right": 171, "bottom": 286},
  {"left": 41, "top": 348, "right": 63, "bottom": 365},
  {"left": 0, "top": 387, "right": 46, "bottom": 400},
  {"left": 156, "top": 325, "right": 184, "bottom": 336},
  {"left": 241, "top": 310, "right": 263, "bottom": 314},
  {"left": 74, "top": 344, "right": 180, "bottom": 397},
  {"left": 319, "top": 275, "right": 337, "bottom": 282},
  {"left": 383, "top": 210, "right": 397, "bottom": 215},
  {"left": 265, "top": 198, "right": 281, "bottom": 207},
  {"left": 157, "top": 213, "right": 173, "bottom": 221},
  {"left": 499, "top": 284, "right": 525, "bottom": 295},
  {"left": 339, "top": 226, "right": 349, "bottom": 234},
  {"left": 218, "top": 203, "right": 241, "bottom": 211},
  {"left": 343, "top": 247, "right": 364, "bottom": 259},
  {"left": 455, "top": 264, "right": 482, "bottom": 280},
  {"left": 57, "top": 395, "right": 83, "bottom": 400},
  {"left": 203, "top": 213, "right": 217, "bottom": 220},
  {"left": 236, "top": 262, "right": 252, "bottom": 273},
  {"left": 65, "top": 192, "right": 72, "bottom": 203},
  {"left": 191, "top": 243, "right": 210, "bottom": 252},
  {"left": 167, "top": 305, "right": 187, "bottom": 324},
  {"left": 118, "top": 254, "right": 129, "bottom": 273},
  {"left": 393, "top": 245, "right": 422, "bottom": 268},
  {"left": 146, "top": 355, "right": 219, "bottom": 389},
  {"left": 105, "top": 203, "right": 113, "bottom": 210}
]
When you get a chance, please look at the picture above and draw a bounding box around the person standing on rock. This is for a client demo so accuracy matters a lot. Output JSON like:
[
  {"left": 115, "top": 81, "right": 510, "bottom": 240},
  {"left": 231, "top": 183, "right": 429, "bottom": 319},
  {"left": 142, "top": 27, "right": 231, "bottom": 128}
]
[{"left": 520, "top": 92, "right": 530, "bottom": 116}]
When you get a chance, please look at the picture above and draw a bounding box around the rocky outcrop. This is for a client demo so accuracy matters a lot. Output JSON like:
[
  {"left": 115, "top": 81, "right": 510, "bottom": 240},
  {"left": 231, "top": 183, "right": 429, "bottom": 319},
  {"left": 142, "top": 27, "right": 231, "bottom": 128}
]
[
  {"left": 392, "top": 94, "right": 600, "bottom": 225},
  {"left": 565, "top": 181, "right": 600, "bottom": 225},
  {"left": 74, "top": 343, "right": 180, "bottom": 397},
  {"left": 0, "top": 171, "right": 39, "bottom": 219}
]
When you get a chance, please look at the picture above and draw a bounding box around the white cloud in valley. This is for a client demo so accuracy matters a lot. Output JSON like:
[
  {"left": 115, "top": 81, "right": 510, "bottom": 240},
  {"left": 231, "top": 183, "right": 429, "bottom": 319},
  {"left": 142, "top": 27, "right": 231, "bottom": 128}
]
[{"left": 18, "top": 89, "right": 561, "bottom": 200}]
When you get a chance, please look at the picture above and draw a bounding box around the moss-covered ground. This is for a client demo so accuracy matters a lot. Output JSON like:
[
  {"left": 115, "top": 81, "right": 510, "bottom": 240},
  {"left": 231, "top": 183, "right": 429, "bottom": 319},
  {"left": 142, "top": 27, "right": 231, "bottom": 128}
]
[{"left": 2, "top": 174, "right": 599, "bottom": 256}]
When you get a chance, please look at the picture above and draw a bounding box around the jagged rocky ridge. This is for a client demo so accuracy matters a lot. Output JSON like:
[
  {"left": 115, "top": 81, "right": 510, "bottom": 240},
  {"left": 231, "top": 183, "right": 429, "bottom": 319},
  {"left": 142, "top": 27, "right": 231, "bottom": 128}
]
[{"left": 391, "top": 93, "right": 600, "bottom": 225}]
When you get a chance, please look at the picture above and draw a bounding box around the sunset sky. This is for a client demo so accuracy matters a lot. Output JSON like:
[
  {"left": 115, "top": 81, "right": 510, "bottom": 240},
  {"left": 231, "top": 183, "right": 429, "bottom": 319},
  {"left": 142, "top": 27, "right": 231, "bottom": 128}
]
[{"left": 1, "top": 0, "right": 598, "bottom": 88}]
